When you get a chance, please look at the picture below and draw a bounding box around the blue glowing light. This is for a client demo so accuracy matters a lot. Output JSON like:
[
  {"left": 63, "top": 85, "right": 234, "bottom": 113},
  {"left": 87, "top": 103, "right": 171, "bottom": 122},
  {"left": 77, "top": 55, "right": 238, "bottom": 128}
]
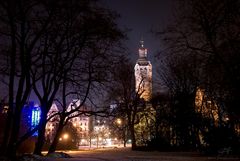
[{"left": 31, "top": 107, "right": 41, "bottom": 136}]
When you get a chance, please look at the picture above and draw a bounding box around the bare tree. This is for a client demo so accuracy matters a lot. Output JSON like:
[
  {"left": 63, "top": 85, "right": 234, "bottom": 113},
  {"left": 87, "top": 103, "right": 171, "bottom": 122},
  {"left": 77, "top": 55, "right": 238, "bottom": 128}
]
[
  {"left": 149, "top": 92, "right": 172, "bottom": 149},
  {"left": 29, "top": 0, "right": 124, "bottom": 154},
  {"left": 156, "top": 0, "right": 240, "bottom": 122},
  {"left": 47, "top": 38, "right": 124, "bottom": 153},
  {"left": 107, "top": 57, "right": 147, "bottom": 150},
  {"left": 0, "top": 0, "right": 124, "bottom": 157},
  {"left": 154, "top": 0, "right": 240, "bottom": 151},
  {"left": 157, "top": 54, "right": 200, "bottom": 148},
  {"left": 0, "top": 0, "right": 52, "bottom": 158}
]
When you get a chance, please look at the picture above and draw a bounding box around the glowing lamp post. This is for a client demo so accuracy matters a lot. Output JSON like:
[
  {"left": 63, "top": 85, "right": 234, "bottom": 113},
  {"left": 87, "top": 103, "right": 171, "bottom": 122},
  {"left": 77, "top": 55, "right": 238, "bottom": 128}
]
[
  {"left": 63, "top": 133, "right": 69, "bottom": 140},
  {"left": 59, "top": 133, "right": 69, "bottom": 141},
  {"left": 115, "top": 118, "right": 125, "bottom": 146},
  {"left": 116, "top": 118, "right": 122, "bottom": 125}
]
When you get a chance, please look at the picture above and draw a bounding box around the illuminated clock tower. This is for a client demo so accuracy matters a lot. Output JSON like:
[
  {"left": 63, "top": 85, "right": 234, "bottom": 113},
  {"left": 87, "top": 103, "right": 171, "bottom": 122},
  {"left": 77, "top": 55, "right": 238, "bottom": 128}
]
[{"left": 134, "top": 40, "right": 152, "bottom": 101}]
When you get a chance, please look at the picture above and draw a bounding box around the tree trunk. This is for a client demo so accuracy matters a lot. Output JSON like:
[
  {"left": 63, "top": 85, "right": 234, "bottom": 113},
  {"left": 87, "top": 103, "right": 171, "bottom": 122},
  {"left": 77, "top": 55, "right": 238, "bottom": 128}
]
[
  {"left": 6, "top": 106, "right": 22, "bottom": 158},
  {"left": 34, "top": 110, "right": 47, "bottom": 155},
  {"left": 123, "top": 130, "right": 126, "bottom": 147},
  {"left": 1, "top": 10, "right": 17, "bottom": 155},
  {"left": 129, "top": 124, "right": 136, "bottom": 150},
  {"left": 48, "top": 117, "right": 65, "bottom": 153},
  {"left": 1, "top": 105, "right": 13, "bottom": 155},
  {"left": 123, "top": 139, "right": 127, "bottom": 147}
]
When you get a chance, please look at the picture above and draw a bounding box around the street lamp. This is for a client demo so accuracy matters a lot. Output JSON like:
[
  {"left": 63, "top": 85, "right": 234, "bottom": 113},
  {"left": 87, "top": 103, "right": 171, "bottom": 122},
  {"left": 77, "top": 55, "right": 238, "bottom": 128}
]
[
  {"left": 115, "top": 118, "right": 127, "bottom": 147},
  {"left": 63, "top": 133, "right": 69, "bottom": 140},
  {"left": 116, "top": 118, "right": 122, "bottom": 125}
]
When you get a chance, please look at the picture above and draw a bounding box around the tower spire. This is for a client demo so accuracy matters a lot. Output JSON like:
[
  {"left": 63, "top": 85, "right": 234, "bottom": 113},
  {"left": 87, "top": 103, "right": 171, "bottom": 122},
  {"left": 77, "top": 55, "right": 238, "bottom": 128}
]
[
  {"left": 138, "top": 37, "right": 147, "bottom": 59},
  {"left": 140, "top": 37, "right": 144, "bottom": 48}
]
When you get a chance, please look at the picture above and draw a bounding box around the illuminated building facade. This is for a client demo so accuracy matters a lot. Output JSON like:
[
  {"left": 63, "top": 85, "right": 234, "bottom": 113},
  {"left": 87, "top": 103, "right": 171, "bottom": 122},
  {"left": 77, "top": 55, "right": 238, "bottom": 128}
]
[
  {"left": 21, "top": 102, "right": 41, "bottom": 136},
  {"left": 134, "top": 40, "right": 152, "bottom": 101},
  {"left": 134, "top": 40, "right": 154, "bottom": 145},
  {"left": 31, "top": 106, "right": 41, "bottom": 136},
  {"left": 194, "top": 88, "right": 240, "bottom": 143},
  {"left": 194, "top": 88, "right": 229, "bottom": 125},
  {"left": 0, "top": 100, "right": 92, "bottom": 148},
  {"left": 92, "top": 119, "right": 111, "bottom": 146},
  {"left": 67, "top": 99, "right": 90, "bottom": 146},
  {"left": 45, "top": 103, "right": 59, "bottom": 142},
  {"left": 46, "top": 99, "right": 90, "bottom": 145}
]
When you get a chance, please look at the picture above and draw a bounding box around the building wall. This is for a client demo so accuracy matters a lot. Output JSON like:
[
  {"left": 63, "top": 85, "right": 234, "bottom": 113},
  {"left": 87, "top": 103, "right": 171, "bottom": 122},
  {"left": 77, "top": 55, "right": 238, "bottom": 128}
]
[
  {"left": 135, "top": 63, "right": 152, "bottom": 101},
  {"left": 46, "top": 100, "right": 90, "bottom": 146}
]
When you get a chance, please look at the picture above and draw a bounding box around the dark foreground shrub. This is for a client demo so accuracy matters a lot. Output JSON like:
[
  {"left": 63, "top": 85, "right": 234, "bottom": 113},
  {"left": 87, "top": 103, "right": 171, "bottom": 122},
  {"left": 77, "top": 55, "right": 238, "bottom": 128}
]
[{"left": 146, "top": 137, "right": 171, "bottom": 151}]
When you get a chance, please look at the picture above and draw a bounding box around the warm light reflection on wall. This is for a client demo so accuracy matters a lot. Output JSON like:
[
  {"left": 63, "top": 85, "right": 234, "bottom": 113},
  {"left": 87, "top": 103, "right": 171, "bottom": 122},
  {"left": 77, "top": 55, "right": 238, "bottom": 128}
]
[{"left": 195, "top": 88, "right": 220, "bottom": 125}]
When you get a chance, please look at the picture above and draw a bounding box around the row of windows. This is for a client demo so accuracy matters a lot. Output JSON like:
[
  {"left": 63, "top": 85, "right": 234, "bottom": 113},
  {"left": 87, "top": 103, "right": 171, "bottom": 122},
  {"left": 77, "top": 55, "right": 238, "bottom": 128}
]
[
  {"left": 73, "top": 122, "right": 88, "bottom": 126},
  {"left": 136, "top": 67, "right": 149, "bottom": 71},
  {"left": 73, "top": 118, "right": 88, "bottom": 121},
  {"left": 79, "top": 127, "right": 88, "bottom": 131}
]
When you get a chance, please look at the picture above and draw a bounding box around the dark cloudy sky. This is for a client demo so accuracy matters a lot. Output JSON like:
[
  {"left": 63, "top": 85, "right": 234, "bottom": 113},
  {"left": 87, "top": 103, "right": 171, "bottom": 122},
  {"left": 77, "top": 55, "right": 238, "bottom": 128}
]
[{"left": 101, "top": 0, "right": 173, "bottom": 62}]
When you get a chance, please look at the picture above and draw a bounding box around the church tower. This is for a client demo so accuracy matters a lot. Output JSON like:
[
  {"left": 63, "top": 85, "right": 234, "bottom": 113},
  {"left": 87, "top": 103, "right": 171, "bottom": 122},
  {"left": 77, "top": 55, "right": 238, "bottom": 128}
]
[{"left": 134, "top": 40, "right": 152, "bottom": 101}]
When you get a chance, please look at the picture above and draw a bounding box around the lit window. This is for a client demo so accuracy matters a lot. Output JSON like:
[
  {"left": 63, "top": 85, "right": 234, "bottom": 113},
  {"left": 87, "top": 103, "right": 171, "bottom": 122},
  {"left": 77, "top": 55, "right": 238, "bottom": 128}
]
[{"left": 2, "top": 106, "right": 8, "bottom": 114}]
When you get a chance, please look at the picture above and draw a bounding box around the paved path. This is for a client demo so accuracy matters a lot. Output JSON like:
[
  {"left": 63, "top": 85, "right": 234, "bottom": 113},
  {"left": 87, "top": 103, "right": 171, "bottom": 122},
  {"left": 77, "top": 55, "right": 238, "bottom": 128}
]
[{"left": 45, "top": 147, "right": 240, "bottom": 161}]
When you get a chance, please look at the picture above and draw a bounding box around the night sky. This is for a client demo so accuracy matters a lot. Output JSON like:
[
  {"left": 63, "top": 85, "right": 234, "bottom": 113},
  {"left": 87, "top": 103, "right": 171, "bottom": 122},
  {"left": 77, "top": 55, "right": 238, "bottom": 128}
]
[
  {"left": 101, "top": 0, "right": 174, "bottom": 92},
  {"left": 101, "top": 0, "right": 173, "bottom": 62},
  {"left": 0, "top": 0, "right": 174, "bottom": 100}
]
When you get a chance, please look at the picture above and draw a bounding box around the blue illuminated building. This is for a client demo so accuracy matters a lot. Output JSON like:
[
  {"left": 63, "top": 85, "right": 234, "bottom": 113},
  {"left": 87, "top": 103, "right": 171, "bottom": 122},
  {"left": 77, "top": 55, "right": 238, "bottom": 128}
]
[
  {"left": 22, "top": 101, "right": 41, "bottom": 136},
  {"left": 31, "top": 106, "right": 41, "bottom": 136}
]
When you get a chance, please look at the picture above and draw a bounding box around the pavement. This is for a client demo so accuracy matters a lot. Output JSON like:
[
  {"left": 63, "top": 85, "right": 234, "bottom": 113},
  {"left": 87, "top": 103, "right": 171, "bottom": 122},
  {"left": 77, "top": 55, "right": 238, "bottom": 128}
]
[{"left": 45, "top": 147, "right": 240, "bottom": 161}]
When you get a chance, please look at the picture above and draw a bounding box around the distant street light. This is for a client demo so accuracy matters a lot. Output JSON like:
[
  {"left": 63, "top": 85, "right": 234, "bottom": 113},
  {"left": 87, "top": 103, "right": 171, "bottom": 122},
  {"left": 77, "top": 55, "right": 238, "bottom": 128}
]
[
  {"left": 116, "top": 118, "right": 122, "bottom": 125},
  {"left": 63, "top": 133, "right": 69, "bottom": 140}
]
